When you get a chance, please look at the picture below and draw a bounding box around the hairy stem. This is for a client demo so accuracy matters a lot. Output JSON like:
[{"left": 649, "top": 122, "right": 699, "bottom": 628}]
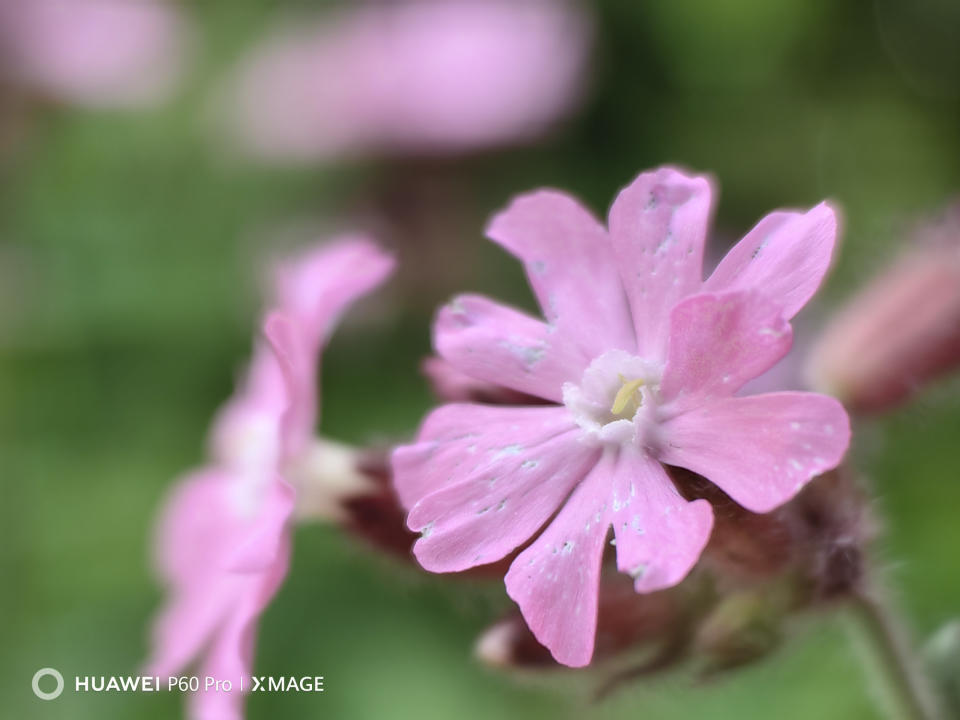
[{"left": 849, "top": 588, "right": 943, "bottom": 720}]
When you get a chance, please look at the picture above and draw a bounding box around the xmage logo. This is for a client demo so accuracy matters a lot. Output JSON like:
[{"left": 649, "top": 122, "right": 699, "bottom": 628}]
[{"left": 249, "top": 676, "right": 324, "bottom": 693}]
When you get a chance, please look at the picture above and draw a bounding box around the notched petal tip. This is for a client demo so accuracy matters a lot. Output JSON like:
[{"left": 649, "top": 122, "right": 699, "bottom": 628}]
[
  {"left": 482, "top": 187, "right": 636, "bottom": 357},
  {"left": 611, "top": 165, "right": 715, "bottom": 215},
  {"left": 628, "top": 498, "right": 714, "bottom": 594},
  {"left": 607, "top": 165, "right": 716, "bottom": 358}
]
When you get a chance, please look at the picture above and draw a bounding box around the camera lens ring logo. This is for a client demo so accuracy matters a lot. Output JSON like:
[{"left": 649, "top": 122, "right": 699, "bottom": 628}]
[{"left": 32, "top": 668, "right": 64, "bottom": 700}]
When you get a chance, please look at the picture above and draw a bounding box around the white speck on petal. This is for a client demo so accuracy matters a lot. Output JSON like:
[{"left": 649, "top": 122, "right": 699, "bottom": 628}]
[
  {"left": 499, "top": 340, "right": 546, "bottom": 368},
  {"left": 492, "top": 444, "right": 523, "bottom": 460}
]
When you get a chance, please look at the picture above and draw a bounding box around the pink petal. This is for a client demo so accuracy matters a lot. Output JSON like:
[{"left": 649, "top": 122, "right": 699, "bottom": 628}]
[
  {"left": 148, "top": 468, "right": 293, "bottom": 682},
  {"left": 607, "top": 167, "right": 714, "bottom": 360},
  {"left": 148, "top": 571, "right": 239, "bottom": 682},
  {"left": 171, "top": 531, "right": 290, "bottom": 720},
  {"left": 609, "top": 448, "right": 713, "bottom": 592},
  {"left": 659, "top": 290, "right": 793, "bottom": 415},
  {"left": 504, "top": 454, "right": 615, "bottom": 667},
  {"left": 273, "top": 236, "right": 395, "bottom": 350},
  {"left": 208, "top": 341, "right": 286, "bottom": 473},
  {"left": 190, "top": 533, "right": 292, "bottom": 720},
  {"left": 658, "top": 392, "right": 851, "bottom": 513},
  {"left": 434, "top": 294, "right": 589, "bottom": 403},
  {"left": 227, "top": 477, "right": 295, "bottom": 573},
  {"left": 147, "top": 471, "right": 258, "bottom": 678},
  {"left": 189, "top": 680, "right": 243, "bottom": 720},
  {"left": 409, "top": 432, "right": 599, "bottom": 572},
  {"left": 149, "top": 589, "right": 232, "bottom": 682},
  {"left": 263, "top": 313, "right": 310, "bottom": 462},
  {"left": 486, "top": 190, "right": 635, "bottom": 356},
  {"left": 391, "top": 404, "right": 576, "bottom": 509},
  {"left": 703, "top": 203, "right": 837, "bottom": 320},
  {"left": 421, "top": 356, "right": 544, "bottom": 404},
  {"left": 269, "top": 237, "right": 395, "bottom": 455}
]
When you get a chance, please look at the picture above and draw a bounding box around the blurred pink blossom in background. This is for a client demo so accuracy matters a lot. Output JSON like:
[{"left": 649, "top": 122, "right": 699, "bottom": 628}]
[
  {"left": 807, "top": 204, "right": 960, "bottom": 413},
  {"left": 0, "top": 0, "right": 187, "bottom": 108},
  {"left": 148, "top": 239, "right": 394, "bottom": 720},
  {"left": 223, "top": 0, "right": 593, "bottom": 162}
]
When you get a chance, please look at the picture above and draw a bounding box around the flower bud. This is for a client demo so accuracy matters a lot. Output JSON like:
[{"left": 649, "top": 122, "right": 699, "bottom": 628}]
[
  {"left": 670, "top": 467, "right": 795, "bottom": 582},
  {"left": 786, "top": 468, "right": 873, "bottom": 602},
  {"left": 671, "top": 465, "right": 873, "bottom": 603},
  {"left": 806, "top": 222, "right": 960, "bottom": 413},
  {"left": 474, "top": 616, "right": 555, "bottom": 669}
]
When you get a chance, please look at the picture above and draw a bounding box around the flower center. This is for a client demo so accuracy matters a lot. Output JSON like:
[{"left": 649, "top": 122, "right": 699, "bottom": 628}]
[
  {"left": 562, "top": 350, "right": 663, "bottom": 446},
  {"left": 610, "top": 375, "right": 646, "bottom": 420}
]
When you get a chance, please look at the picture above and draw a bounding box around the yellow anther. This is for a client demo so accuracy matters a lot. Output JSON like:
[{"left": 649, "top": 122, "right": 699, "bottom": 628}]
[{"left": 611, "top": 375, "right": 645, "bottom": 416}]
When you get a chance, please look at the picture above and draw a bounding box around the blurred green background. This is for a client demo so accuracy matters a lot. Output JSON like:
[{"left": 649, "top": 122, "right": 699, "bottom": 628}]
[{"left": 3, "top": 0, "right": 960, "bottom": 718}]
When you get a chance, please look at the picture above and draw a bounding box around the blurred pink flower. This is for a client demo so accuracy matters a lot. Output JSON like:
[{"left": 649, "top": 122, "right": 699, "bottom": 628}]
[
  {"left": 224, "top": 0, "right": 592, "bottom": 162},
  {"left": 392, "top": 167, "right": 850, "bottom": 667},
  {"left": 0, "top": 0, "right": 187, "bottom": 108},
  {"left": 807, "top": 208, "right": 960, "bottom": 413},
  {"left": 148, "top": 238, "right": 393, "bottom": 720}
]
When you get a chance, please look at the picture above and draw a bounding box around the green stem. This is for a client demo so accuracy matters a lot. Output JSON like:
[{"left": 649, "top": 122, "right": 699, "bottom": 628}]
[{"left": 849, "top": 589, "right": 943, "bottom": 720}]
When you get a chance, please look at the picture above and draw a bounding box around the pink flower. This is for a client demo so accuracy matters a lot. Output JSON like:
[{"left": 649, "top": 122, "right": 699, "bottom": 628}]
[
  {"left": 0, "top": 0, "right": 187, "bottom": 109},
  {"left": 806, "top": 209, "right": 960, "bottom": 413},
  {"left": 148, "top": 238, "right": 393, "bottom": 719},
  {"left": 223, "top": 0, "right": 591, "bottom": 162},
  {"left": 391, "top": 167, "right": 851, "bottom": 667}
]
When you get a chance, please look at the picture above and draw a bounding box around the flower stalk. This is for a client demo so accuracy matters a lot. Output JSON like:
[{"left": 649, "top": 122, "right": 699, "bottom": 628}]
[{"left": 849, "top": 586, "right": 945, "bottom": 720}]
